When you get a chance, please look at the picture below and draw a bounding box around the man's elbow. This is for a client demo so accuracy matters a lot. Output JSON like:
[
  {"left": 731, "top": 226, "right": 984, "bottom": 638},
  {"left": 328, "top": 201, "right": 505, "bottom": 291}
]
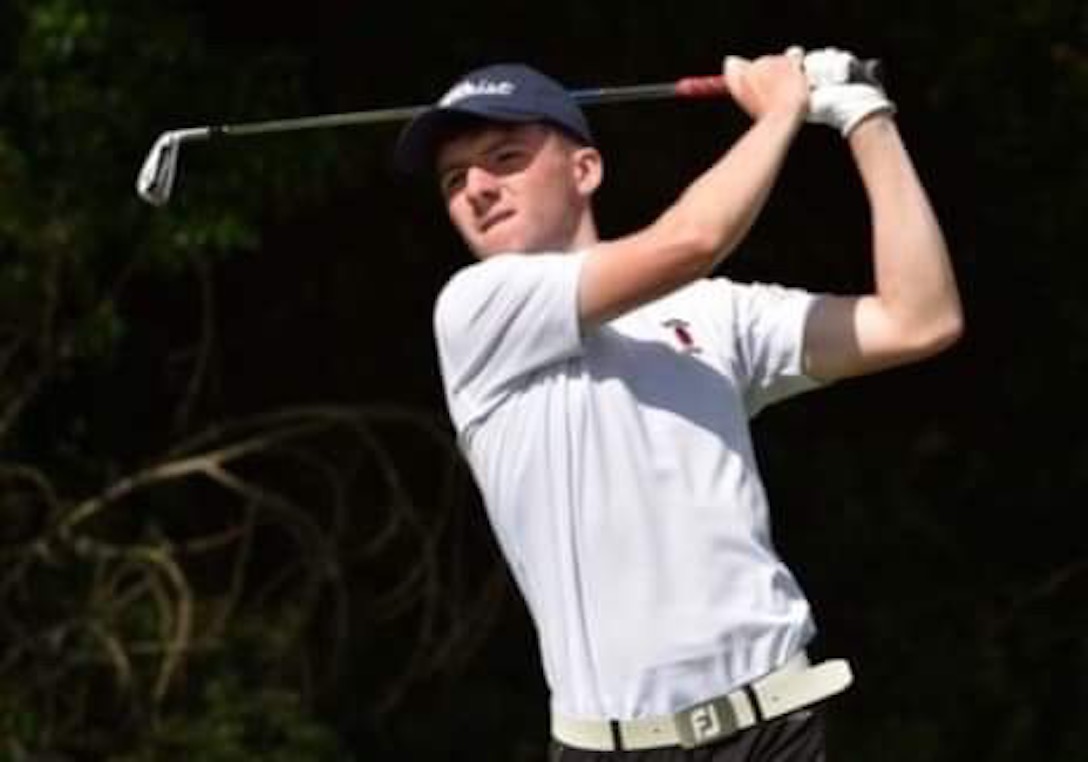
[{"left": 913, "top": 303, "right": 965, "bottom": 358}]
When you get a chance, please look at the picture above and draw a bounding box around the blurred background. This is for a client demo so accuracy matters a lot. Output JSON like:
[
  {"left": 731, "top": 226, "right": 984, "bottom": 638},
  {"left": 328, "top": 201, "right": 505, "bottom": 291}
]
[{"left": 0, "top": 0, "right": 1084, "bottom": 759}]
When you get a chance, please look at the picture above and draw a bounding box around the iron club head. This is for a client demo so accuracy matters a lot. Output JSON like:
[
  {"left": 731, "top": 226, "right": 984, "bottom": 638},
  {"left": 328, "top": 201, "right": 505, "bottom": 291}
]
[{"left": 136, "top": 128, "right": 210, "bottom": 206}]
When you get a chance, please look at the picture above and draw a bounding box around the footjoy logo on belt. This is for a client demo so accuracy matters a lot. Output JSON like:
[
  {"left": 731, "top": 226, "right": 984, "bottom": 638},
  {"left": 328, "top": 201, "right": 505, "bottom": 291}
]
[
  {"left": 440, "top": 80, "right": 516, "bottom": 107},
  {"left": 690, "top": 704, "right": 721, "bottom": 741}
]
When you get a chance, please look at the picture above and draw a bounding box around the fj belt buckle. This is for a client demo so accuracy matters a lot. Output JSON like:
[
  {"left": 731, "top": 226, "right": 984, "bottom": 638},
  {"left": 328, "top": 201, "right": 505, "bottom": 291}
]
[{"left": 675, "top": 691, "right": 752, "bottom": 749}]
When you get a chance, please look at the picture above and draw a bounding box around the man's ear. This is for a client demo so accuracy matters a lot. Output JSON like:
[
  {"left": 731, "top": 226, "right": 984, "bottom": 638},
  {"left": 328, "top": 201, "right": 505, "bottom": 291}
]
[{"left": 572, "top": 146, "right": 603, "bottom": 197}]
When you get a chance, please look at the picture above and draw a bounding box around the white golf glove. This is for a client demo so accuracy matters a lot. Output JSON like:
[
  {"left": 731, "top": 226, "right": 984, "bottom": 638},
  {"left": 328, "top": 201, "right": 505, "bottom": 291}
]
[{"left": 803, "top": 47, "right": 896, "bottom": 137}]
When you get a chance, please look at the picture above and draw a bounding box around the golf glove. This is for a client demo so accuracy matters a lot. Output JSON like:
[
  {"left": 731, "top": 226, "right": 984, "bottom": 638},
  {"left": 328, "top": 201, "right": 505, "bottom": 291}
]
[{"left": 804, "top": 47, "right": 895, "bottom": 137}]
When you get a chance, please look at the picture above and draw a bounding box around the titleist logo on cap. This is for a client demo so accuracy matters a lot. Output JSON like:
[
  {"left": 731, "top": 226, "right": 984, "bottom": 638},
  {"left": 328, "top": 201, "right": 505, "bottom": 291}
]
[{"left": 439, "top": 79, "right": 516, "bottom": 107}]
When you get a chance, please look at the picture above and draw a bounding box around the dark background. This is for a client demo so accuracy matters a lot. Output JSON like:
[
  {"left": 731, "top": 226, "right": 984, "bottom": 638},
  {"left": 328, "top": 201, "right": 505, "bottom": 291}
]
[{"left": 0, "top": 0, "right": 1084, "bottom": 759}]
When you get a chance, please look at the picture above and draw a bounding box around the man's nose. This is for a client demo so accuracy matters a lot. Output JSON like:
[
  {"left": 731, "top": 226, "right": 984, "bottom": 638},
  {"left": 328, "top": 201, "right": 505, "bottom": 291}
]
[{"left": 465, "top": 166, "right": 499, "bottom": 210}]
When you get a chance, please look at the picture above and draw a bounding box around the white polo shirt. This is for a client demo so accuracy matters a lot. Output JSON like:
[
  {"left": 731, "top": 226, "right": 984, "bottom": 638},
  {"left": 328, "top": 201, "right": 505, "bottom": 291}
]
[{"left": 433, "top": 251, "right": 823, "bottom": 721}]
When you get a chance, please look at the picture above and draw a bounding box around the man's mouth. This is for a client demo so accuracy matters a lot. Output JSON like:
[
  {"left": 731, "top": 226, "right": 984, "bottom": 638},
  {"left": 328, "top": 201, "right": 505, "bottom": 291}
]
[{"left": 479, "top": 210, "right": 515, "bottom": 235}]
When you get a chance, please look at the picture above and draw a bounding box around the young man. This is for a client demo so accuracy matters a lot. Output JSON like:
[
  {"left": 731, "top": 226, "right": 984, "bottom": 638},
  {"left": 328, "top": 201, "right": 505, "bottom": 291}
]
[{"left": 394, "top": 48, "right": 962, "bottom": 760}]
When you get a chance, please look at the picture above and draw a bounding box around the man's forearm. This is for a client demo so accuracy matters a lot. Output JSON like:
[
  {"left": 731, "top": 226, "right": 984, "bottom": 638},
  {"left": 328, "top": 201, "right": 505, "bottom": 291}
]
[
  {"left": 663, "top": 107, "right": 805, "bottom": 269},
  {"left": 577, "top": 53, "right": 809, "bottom": 327}
]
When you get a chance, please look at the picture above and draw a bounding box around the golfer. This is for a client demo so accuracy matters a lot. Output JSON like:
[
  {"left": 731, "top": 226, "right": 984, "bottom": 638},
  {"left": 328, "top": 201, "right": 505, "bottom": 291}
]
[{"left": 394, "top": 47, "right": 962, "bottom": 760}]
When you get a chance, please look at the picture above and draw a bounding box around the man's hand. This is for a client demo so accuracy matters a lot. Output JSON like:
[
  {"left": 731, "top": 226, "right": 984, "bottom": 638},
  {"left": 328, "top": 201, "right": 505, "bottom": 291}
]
[
  {"left": 723, "top": 47, "right": 810, "bottom": 124},
  {"left": 804, "top": 47, "right": 896, "bottom": 137}
]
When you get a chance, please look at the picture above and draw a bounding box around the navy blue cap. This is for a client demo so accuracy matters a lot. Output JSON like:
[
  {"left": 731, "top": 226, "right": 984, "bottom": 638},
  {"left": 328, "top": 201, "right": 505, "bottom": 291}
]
[{"left": 393, "top": 63, "right": 595, "bottom": 176}]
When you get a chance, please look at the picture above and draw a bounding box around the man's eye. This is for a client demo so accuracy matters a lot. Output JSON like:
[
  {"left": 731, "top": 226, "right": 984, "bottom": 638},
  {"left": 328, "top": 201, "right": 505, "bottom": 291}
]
[
  {"left": 441, "top": 171, "right": 466, "bottom": 196},
  {"left": 495, "top": 149, "right": 522, "bottom": 164}
]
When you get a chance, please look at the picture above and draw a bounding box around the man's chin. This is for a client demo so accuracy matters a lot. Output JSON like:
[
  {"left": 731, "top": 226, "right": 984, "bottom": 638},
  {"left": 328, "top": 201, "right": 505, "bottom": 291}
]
[
  {"left": 472, "top": 233, "right": 523, "bottom": 258},
  {"left": 469, "top": 232, "right": 565, "bottom": 259},
  {"left": 469, "top": 242, "right": 509, "bottom": 260}
]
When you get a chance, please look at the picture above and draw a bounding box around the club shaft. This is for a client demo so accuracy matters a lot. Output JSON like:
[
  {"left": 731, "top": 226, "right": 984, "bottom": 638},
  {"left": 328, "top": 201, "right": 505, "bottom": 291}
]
[
  {"left": 214, "top": 105, "right": 430, "bottom": 137},
  {"left": 201, "top": 82, "right": 697, "bottom": 141},
  {"left": 181, "top": 57, "right": 881, "bottom": 143}
]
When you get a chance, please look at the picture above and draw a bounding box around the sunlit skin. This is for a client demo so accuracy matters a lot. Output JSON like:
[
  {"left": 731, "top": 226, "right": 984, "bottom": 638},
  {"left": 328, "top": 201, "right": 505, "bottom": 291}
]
[{"left": 435, "top": 123, "right": 602, "bottom": 260}]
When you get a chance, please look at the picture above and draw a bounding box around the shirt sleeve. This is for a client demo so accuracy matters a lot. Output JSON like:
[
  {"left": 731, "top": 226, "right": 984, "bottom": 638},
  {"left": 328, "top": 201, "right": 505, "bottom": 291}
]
[
  {"left": 433, "top": 252, "right": 585, "bottom": 436},
  {"left": 710, "top": 279, "right": 825, "bottom": 417}
]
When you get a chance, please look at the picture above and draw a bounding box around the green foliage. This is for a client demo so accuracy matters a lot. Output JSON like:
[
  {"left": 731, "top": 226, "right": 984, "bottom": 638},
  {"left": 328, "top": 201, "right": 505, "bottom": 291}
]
[
  {"left": 0, "top": 0, "right": 341, "bottom": 412},
  {"left": 0, "top": 403, "right": 483, "bottom": 758},
  {"left": 115, "top": 676, "right": 349, "bottom": 762},
  {"left": 1, "top": 673, "right": 349, "bottom": 761},
  {"left": 0, "top": 1, "right": 366, "bottom": 758}
]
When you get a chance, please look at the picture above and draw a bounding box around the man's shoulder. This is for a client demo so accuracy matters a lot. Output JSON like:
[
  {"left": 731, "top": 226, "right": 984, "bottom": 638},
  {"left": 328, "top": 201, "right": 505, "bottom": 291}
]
[
  {"left": 434, "top": 256, "right": 513, "bottom": 325},
  {"left": 434, "top": 251, "right": 585, "bottom": 319},
  {"left": 436, "top": 253, "right": 539, "bottom": 298},
  {"left": 438, "top": 255, "right": 501, "bottom": 292}
]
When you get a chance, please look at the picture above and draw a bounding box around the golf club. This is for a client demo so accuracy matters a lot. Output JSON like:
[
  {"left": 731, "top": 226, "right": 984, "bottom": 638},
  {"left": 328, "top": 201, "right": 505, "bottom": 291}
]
[{"left": 136, "top": 59, "right": 882, "bottom": 207}]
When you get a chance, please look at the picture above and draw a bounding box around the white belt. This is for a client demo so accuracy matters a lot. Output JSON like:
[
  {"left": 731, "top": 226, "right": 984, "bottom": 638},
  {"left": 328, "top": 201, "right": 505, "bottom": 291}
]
[{"left": 551, "top": 654, "right": 853, "bottom": 752}]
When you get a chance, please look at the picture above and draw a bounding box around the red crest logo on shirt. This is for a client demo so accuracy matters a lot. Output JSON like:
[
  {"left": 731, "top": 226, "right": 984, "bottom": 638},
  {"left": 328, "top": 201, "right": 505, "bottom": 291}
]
[{"left": 663, "top": 318, "right": 701, "bottom": 354}]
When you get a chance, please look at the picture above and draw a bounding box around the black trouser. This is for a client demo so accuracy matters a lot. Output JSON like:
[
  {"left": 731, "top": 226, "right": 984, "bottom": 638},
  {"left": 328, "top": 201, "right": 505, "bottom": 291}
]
[{"left": 548, "top": 709, "right": 825, "bottom": 762}]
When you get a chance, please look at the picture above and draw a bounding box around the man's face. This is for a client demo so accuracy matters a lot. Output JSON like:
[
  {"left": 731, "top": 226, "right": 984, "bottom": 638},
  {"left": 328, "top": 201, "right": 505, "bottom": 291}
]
[{"left": 435, "top": 122, "right": 598, "bottom": 259}]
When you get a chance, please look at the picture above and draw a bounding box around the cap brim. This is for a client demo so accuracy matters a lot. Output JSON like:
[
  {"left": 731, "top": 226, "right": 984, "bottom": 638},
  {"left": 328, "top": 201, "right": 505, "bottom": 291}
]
[{"left": 393, "top": 104, "right": 541, "bottom": 177}]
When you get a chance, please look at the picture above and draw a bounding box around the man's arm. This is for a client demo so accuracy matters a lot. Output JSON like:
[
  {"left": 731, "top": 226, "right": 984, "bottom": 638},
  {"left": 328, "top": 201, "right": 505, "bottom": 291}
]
[
  {"left": 802, "top": 115, "right": 964, "bottom": 381},
  {"left": 578, "top": 52, "right": 808, "bottom": 327}
]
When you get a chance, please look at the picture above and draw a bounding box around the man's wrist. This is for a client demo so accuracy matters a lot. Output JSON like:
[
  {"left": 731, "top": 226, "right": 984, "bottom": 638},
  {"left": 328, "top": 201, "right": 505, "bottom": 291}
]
[
  {"left": 759, "top": 103, "right": 807, "bottom": 136},
  {"left": 846, "top": 111, "right": 897, "bottom": 146},
  {"left": 843, "top": 102, "right": 896, "bottom": 138}
]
